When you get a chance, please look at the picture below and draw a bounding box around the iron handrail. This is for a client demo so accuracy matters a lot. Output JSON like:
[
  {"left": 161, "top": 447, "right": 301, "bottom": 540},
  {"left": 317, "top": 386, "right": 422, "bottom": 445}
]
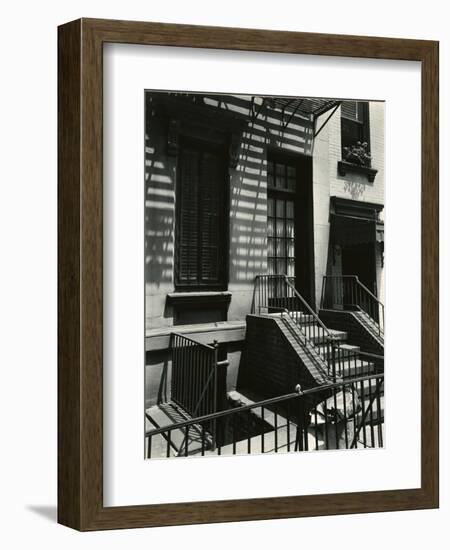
[
  {"left": 170, "top": 332, "right": 219, "bottom": 448},
  {"left": 146, "top": 372, "right": 384, "bottom": 438},
  {"left": 170, "top": 331, "right": 216, "bottom": 350},
  {"left": 282, "top": 275, "right": 336, "bottom": 339},
  {"left": 321, "top": 275, "right": 384, "bottom": 335},
  {"left": 255, "top": 274, "right": 337, "bottom": 342},
  {"left": 326, "top": 275, "right": 384, "bottom": 308}
]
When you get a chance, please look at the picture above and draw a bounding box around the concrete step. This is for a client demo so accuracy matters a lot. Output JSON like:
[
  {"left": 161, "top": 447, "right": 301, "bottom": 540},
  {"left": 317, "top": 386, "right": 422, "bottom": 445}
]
[
  {"left": 334, "top": 360, "right": 376, "bottom": 378},
  {"left": 338, "top": 344, "right": 361, "bottom": 352},
  {"left": 314, "top": 343, "right": 359, "bottom": 357},
  {"left": 306, "top": 328, "right": 348, "bottom": 345},
  {"left": 145, "top": 403, "right": 208, "bottom": 458}
]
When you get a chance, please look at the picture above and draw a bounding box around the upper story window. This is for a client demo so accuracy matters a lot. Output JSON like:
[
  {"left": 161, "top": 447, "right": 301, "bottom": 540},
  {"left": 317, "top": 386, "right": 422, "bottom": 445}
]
[
  {"left": 175, "top": 137, "right": 228, "bottom": 291},
  {"left": 341, "top": 101, "right": 370, "bottom": 151},
  {"left": 341, "top": 100, "right": 372, "bottom": 168}
]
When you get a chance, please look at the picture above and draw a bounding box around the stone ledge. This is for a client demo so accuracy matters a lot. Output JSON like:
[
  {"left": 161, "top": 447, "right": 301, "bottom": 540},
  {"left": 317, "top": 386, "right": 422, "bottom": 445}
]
[
  {"left": 146, "top": 320, "right": 246, "bottom": 352},
  {"left": 166, "top": 291, "right": 232, "bottom": 306},
  {"left": 337, "top": 160, "right": 378, "bottom": 182}
]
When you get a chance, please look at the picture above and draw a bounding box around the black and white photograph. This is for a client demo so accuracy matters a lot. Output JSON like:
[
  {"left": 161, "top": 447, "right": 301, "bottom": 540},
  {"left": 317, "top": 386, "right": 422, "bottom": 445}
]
[{"left": 144, "top": 91, "right": 385, "bottom": 459}]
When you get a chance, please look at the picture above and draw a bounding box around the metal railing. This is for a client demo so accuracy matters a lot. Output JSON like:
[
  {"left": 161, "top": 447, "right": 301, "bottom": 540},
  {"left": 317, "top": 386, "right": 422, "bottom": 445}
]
[
  {"left": 146, "top": 371, "right": 384, "bottom": 458},
  {"left": 331, "top": 346, "right": 384, "bottom": 380},
  {"left": 171, "top": 333, "right": 219, "bottom": 446},
  {"left": 253, "top": 274, "right": 338, "bottom": 371},
  {"left": 321, "top": 275, "right": 384, "bottom": 336}
]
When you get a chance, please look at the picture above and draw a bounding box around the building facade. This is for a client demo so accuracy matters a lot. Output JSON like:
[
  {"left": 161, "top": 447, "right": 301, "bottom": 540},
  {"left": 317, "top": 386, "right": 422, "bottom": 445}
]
[{"left": 144, "top": 92, "right": 384, "bottom": 409}]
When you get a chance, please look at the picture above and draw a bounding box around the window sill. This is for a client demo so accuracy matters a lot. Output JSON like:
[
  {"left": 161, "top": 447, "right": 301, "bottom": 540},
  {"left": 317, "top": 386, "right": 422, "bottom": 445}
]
[
  {"left": 145, "top": 320, "right": 246, "bottom": 351},
  {"left": 337, "top": 160, "right": 378, "bottom": 183},
  {"left": 167, "top": 291, "right": 232, "bottom": 307}
]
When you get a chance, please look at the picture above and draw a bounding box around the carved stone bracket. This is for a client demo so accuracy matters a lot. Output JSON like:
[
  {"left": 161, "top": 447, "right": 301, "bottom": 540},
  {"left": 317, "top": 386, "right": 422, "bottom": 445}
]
[{"left": 337, "top": 160, "right": 378, "bottom": 183}]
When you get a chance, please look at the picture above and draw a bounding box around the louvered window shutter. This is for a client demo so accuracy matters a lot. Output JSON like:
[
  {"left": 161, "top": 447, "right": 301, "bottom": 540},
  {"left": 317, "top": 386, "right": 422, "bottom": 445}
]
[
  {"left": 199, "top": 150, "right": 224, "bottom": 284},
  {"left": 176, "top": 142, "right": 226, "bottom": 289},
  {"left": 341, "top": 101, "right": 371, "bottom": 153},
  {"left": 341, "top": 101, "right": 358, "bottom": 120},
  {"left": 178, "top": 147, "right": 200, "bottom": 284}
]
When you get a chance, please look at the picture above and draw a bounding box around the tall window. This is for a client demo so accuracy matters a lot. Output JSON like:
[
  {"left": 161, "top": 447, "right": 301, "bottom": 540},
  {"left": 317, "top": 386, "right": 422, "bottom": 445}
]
[
  {"left": 341, "top": 100, "right": 370, "bottom": 153},
  {"left": 175, "top": 138, "right": 227, "bottom": 290},
  {"left": 267, "top": 159, "right": 296, "bottom": 278}
]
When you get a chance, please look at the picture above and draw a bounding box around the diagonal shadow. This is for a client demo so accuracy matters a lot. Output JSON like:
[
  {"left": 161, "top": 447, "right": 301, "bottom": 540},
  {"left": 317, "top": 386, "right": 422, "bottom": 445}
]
[{"left": 27, "top": 505, "right": 57, "bottom": 523}]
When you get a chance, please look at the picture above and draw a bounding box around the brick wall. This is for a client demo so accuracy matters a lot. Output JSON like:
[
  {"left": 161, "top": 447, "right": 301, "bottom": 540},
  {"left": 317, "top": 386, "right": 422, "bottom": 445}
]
[
  {"left": 319, "top": 309, "right": 384, "bottom": 356},
  {"left": 237, "top": 315, "right": 329, "bottom": 400}
]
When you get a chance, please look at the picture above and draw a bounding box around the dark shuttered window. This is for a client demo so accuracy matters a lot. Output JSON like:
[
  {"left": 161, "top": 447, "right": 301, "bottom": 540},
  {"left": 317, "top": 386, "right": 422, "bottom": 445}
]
[
  {"left": 341, "top": 100, "right": 370, "bottom": 153},
  {"left": 176, "top": 139, "right": 227, "bottom": 290}
]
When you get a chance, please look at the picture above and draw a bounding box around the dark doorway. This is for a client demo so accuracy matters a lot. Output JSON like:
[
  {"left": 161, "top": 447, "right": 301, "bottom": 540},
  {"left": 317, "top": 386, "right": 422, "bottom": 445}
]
[
  {"left": 267, "top": 151, "right": 315, "bottom": 308},
  {"left": 342, "top": 242, "right": 377, "bottom": 295}
]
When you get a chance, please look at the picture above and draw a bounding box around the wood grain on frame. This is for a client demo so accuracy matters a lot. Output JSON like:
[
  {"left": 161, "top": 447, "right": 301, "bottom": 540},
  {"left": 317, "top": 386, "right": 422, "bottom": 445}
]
[{"left": 58, "top": 18, "right": 439, "bottom": 531}]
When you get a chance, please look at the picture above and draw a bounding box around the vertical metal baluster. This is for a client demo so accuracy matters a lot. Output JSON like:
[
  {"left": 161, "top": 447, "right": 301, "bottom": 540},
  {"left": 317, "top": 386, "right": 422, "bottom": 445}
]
[
  {"left": 213, "top": 342, "right": 218, "bottom": 449},
  {"left": 377, "top": 380, "right": 383, "bottom": 447},
  {"left": 298, "top": 399, "right": 304, "bottom": 451},
  {"left": 274, "top": 411, "right": 278, "bottom": 452},
  {"left": 201, "top": 424, "right": 206, "bottom": 456},
  {"left": 333, "top": 386, "right": 339, "bottom": 449},
  {"left": 261, "top": 406, "right": 265, "bottom": 453},
  {"left": 287, "top": 400, "right": 291, "bottom": 452},
  {"left": 188, "top": 341, "right": 193, "bottom": 413},
  {"left": 187, "top": 342, "right": 191, "bottom": 413},
  {"left": 185, "top": 426, "right": 189, "bottom": 457},
  {"left": 166, "top": 431, "right": 171, "bottom": 458},
  {"left": 172, "top": 337, "right": 176, "bottom": 404},
  {"left": 184, "top": 341, "right": 188, "bottom": 411},
  {"left": 231, "top": 414, "right": 236, "bottom": 455},
  {"left": 181, "top": 337, "right": 184, "bottom": 404},
  {"left": 343, "top": 381, "right": 349, "bottom": 448},
  {"left": 368, "top": 377, "right": 375, "bottom": 447},
  {"left": 361, "top": 379, "right": 367, "bottom": 447},
  {"left": 193, "top": 345, "right": 198, "bottom": 415},
  {"left": 199, "top": 350, "right": 203, "bottom": 417},
  {"left": 257, "top": 276, "right": 260, "bottom": 314},
  {"left": 247, "top": 410, "right": 251, "bottom": 454},
  {"left": 314, "top": 406, "right": 319, "bottom": 450},
  {"left": 351, "top": 381, "right": 357, "bottom": 448},
  {"left": 192, "top": 343, "right": 196, "bottom": 414},
  {"left": 264, "top": 275, "right": 267, "bottom": 312},
  {"left": 178, "top": 337, "right": 182, "bottom": 403}
]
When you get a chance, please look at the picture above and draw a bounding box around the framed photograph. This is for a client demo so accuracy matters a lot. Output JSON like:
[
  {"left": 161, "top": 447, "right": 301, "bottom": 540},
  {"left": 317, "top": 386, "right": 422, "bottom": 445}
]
[{"left": 58, "top": 18, "right": 439, "bottom": 530}]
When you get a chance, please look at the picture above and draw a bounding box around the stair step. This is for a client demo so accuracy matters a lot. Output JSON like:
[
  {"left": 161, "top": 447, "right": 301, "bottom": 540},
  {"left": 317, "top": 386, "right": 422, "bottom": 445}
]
[
  {"left": 308, "top": 329, "right": 347, "bottom": 344},
  {"left": 337, "top": 361, "right": 375, "bottom": 378},
  {"left": 268, "top": 311, "right": 316, "bottom": 325},
  {"left": 315, "top": 342, "right": 358, "bottom": 353},
  {"left": 339, "top": 344, "right": 360, "bottom": 352},
  {"left": 145, "top": 403, "right": 208, "bottom": 457}
]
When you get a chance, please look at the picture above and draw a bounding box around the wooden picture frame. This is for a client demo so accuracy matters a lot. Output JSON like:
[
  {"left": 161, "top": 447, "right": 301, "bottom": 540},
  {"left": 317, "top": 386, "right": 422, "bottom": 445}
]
[{"left": 58, "top": 18, "right": 439, "bottom": 531}]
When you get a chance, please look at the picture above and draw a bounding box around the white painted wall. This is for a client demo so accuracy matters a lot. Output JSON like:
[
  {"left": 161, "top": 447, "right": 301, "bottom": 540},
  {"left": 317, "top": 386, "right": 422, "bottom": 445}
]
[{"left": 312, "top": 103, "right": 385, "bottom": 306}]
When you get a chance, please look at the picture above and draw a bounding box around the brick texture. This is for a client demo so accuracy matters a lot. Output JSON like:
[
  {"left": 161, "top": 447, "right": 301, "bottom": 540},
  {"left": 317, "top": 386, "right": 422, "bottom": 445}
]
[
  {"left": 319, "top": 309, "right": 383, "bottom": 356},
  {"left": 237, "top": 315, "right": 330, "bottom": 400}
]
